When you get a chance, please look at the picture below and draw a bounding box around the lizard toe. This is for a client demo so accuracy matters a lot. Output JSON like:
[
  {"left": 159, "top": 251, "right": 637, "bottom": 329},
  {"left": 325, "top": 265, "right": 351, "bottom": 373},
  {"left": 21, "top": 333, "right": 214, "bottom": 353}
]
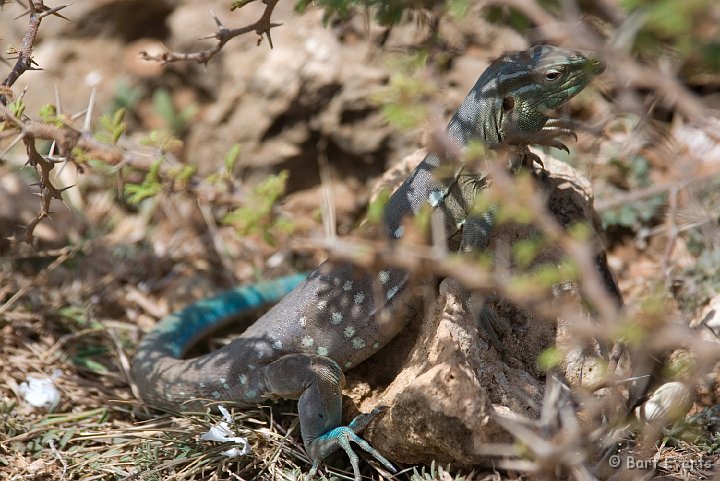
[{"left": 306, "top": 416, "right": 396, "bottom": 480}]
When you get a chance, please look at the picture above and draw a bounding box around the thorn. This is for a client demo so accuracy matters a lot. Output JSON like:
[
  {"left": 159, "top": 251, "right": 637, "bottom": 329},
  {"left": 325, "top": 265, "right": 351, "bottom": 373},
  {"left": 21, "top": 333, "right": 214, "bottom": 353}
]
[
  {"left": 38, "top": 4, "right": 71, "bottom": 20},
  {"left": 17, "top": 85, "right": 28, "bottom": 102},
  {"left": 210, "top": 9, "right": 223, "bottom": 28},
  {"left": 0, "top": 132, "right": 25, "bottom": 158},
  {"left": 70, "top": 106, "right": 88, "bottom": 122},
  {"left": 265, "top": 30, "right": 273, "bottom": 49},
  {"left": 54, "top": 85, "right": 62, "bottom": 116},
  {"left": 57, "top": 158, "right": 69, "bottom": 175},
  {"left": 59, "top": 184, "right": 75, "bottom": 193},
  {"left": 13, "top": 9, "right": 30, "bottom": 20},
  {"left": 83, "top": 86, "right": 97, "bottom": 134}
]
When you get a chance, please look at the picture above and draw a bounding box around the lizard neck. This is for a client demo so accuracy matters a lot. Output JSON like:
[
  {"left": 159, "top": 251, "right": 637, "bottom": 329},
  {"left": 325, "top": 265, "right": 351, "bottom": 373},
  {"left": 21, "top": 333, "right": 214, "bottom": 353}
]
[{"left": 447, "top": 82, "right": 502, "bottom": 148}]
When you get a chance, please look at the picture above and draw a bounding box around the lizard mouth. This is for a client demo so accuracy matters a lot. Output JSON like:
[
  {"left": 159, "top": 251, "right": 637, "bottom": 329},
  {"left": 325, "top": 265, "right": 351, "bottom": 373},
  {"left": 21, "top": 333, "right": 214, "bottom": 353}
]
[{"left": 578, "top": 51, "right": 606, "bottom": 76}]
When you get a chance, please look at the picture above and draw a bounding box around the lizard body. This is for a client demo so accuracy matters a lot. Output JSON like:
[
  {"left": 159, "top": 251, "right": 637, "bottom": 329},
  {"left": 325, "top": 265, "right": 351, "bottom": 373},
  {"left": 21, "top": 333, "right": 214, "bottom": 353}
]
[{"left": 132, "top": 45, "right": 605, "bottom": 479}]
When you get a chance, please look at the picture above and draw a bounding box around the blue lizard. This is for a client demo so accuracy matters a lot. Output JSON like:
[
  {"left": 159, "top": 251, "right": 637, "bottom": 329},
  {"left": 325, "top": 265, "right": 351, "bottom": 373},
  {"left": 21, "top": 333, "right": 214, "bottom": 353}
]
[{"left": 132, "top": 45, "right": 605, "bottom": 480}]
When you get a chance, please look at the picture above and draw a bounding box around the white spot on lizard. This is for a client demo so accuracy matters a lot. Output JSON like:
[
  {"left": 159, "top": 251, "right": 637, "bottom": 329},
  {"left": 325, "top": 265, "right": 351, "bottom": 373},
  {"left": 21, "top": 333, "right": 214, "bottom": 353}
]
[
  {"left": 317, "top": 300, "right": 327, "bottom": 310},
  {"left": 378, "top": 271, "right": 390, "bottom": 284},
  {"left": 386, "top": 285, "right": 399, "bottom": 300},
  {"left": 238, "top": 374, "right": 248, "bottom": 385},
  {"left": 331, "top": 312, "right": 343, "bottom": 325},
  {"left": 344, "top": 361, "right": 353, "bottom": 368},
  {"left": 212, "top": 391, "right": 220, "bottom": 399},
  {"left": 299, "top": 316, "right": 307, "bottom": 327},
  {"left": 428, "top": 190, "right": 443, "bottom": 207},
  {"left": 343, "top": 280, "right": 353, "bottom": 291},
  {"left": 394, "top": 226, "right": 405, "bottom": 238},
  {"left": 272, "top": 340, "right": 283, "bottom": 350},
  {"left": 344, "top": 326, "right": 355, "bottom": 338},
  {"left": 354, "top": 292, "right": 365, "bottom": 304},
  {"left": 317, "top": 346, "right": 329, "bottom": 356},
  {"left": 301, "top": 336, "right": 314, "bottom": 348},
  {"left": 352, "top": 337, "right": 366, "bottom": 350}
]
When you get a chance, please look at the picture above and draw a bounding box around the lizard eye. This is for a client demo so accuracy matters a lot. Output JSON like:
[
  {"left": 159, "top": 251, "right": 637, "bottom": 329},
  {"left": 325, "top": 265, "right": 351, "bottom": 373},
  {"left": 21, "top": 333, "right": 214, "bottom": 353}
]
[
  {"left": 544, "top": 69, "right": 562, "bottom": 81},
  {"left": 502, "top": 96, "right": 514, "bottom": 111}
]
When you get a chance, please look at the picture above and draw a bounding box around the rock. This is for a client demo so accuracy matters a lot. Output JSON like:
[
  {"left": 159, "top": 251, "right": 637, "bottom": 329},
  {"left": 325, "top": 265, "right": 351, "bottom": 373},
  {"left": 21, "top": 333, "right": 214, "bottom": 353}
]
[
  {"left": 691, "top": 292, "right": 720, "bottom": 338},
  {"left": 346, "top": 153, "right": 614, "bottom": 465},
  {"left": 691, "top": 293, "right": 720, "bottom": 408},
  {"left": 354, "top": 278, "right": 539, "bottom": 464},
  {"left": 0, "top": 0, "right": 176, "bottom": 42},
  {"left": 182, "top": 6, "right": 411, "bottom": 192}
]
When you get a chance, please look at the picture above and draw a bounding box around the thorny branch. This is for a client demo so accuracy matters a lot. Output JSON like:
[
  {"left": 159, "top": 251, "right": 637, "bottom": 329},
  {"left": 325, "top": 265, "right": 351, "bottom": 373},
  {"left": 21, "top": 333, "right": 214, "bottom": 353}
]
[
  {"left": 1, "top": 1, "right": 69, "bottom": 103},
  {"left": 0, "top": 1, "right": 73, "bottom": 243},
  {"left": 140, "top": 0, "right": 282, "bottom": 65}
]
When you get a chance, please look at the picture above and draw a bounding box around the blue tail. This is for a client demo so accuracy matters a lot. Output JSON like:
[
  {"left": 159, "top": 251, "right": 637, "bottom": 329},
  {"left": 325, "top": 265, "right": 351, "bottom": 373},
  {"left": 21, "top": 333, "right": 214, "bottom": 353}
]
[{"left": 141, "top": 272, "right": 308, "bottom": 358}]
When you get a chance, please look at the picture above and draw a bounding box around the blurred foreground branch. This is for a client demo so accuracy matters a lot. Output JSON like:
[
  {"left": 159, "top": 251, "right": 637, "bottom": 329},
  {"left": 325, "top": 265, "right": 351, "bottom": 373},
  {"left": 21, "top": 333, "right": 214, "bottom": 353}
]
[{"left": 140, "top": 0, "right": 282, "bottom": 64}]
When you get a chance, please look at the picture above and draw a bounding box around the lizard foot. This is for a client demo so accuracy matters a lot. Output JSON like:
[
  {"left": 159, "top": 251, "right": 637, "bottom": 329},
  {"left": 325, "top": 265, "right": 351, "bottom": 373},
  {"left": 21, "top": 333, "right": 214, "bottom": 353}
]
[
  {"left": 471, "top": 294, "right": 511, "bottom": 356},
  {"left": 306, "top": 407, "right": 396, "bottom": 481},
  {"left": 516, "top": 117, "right": 578, "bottom": 157}
]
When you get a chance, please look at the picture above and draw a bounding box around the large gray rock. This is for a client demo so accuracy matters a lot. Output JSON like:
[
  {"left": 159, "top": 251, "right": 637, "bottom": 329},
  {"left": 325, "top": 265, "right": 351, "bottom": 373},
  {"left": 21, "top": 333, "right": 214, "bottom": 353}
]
[{"left": 345, "top": 154, "right": 612, "bottom": 465}]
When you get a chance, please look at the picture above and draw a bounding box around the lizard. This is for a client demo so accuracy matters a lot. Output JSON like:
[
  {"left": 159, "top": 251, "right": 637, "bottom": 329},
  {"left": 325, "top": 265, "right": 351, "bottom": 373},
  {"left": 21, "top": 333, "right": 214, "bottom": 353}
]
[{"left": 131, "top": 44, "right": 606, "bottom": 480}]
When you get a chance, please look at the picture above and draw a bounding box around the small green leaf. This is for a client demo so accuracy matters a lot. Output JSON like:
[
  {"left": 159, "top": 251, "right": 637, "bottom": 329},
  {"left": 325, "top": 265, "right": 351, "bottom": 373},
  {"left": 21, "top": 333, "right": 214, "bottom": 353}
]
[
  {"left": 224, "top": 143, "right": 242, "bottom": 174},
  {"left": 367, "top": 188, "right": 390, "bottom": 225},
  {"left": 222, "top": 170, "right": 294, "bottom": 245},
  {"left": 537, "top": 347, "right": 564, "bottom": 371},
  {"left": 9, "top": 98, "right": 25, "bottom": 118}
]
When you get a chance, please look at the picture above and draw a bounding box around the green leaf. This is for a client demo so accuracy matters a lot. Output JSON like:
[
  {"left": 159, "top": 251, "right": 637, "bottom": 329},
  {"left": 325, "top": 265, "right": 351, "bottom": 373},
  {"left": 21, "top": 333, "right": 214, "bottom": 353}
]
[
  {"left": 448, "top": 0, "right": 471, "bottom": 19},
  {"left": 8, "top": 98, "right": 25, "bottom": 118},
  {"left": 96, "top": 108, "right": 127, "bottom": 145},
  {"left": 124, "top": 158, "right": 164, "bottom": 204},
  {"left": 512, "top": 238, "right": 540, "bottom": 268},
  {"left": 537, "top": 347, "right": 564, "bottom": 372},
  {"left": 224, "top": 143, "right": 242, "bottom": 174},
  {"left": 152, "top": 88, "right": 197, "bottom": 136},
  {"left": 222, "top": 170, "right": 294, "bottom": 245},
  {"left": 72, "top": 356, "right": 109, "bottom": 374},
  {"left": 367, "top": 188, "right": 390, "bottom": 225},
  {"left": 140, "top": 129, "right": 183, "bottom": 153}
]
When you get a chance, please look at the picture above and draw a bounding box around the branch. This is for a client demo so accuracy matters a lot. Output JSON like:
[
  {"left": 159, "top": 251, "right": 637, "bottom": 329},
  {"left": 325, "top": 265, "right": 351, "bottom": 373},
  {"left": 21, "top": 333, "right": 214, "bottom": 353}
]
[
  {"left": 1, "top": 1, "right": 69, "bottom": 104},
  {"left": 140, "top": 0, "right": 282, "bottom": 65}
]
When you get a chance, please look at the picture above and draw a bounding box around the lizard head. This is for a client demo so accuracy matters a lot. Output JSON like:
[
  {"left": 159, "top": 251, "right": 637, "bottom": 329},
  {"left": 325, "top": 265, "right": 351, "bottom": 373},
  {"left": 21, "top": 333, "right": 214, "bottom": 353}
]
[{"left": 469, "top": 44, "right": 604, "bottom": 147}]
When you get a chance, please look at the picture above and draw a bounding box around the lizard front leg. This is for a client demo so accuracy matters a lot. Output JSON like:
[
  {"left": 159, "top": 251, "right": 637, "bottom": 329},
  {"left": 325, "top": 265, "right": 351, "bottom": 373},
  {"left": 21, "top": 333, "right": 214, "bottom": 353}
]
[{"left": 260, "top": 354, "right": 395, "bottom": 480}]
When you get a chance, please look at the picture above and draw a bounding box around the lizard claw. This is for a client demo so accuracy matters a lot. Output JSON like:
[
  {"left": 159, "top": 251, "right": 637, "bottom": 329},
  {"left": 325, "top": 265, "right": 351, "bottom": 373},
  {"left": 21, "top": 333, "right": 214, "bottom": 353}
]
[
  {"left": 307, "top": 408, "right": 396, "bottom": 481},
  {"left": 544, "top": 117, "right": 577, "bottom": 133},
  {"left": 529, "top": 117, "right": 577, "bottom": 153}
]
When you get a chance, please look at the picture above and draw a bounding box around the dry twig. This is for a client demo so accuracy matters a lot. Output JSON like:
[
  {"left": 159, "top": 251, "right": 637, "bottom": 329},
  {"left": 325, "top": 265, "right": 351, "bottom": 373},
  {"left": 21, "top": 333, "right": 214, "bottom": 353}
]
[{"left": 140, "top": 0, "right": 282, "bottom": 65}]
